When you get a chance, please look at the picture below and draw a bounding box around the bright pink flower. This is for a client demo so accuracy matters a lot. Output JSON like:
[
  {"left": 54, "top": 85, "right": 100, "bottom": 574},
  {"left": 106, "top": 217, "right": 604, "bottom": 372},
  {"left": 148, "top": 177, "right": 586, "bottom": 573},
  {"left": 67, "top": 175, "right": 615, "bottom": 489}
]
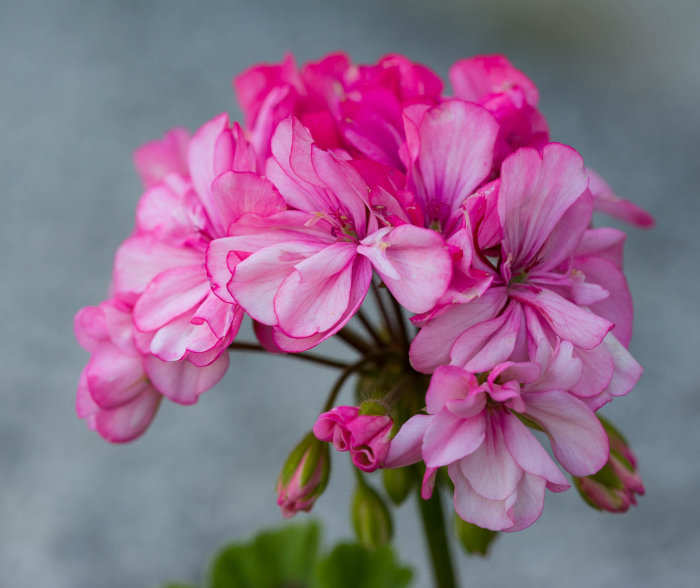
[
  {"left": 74, "top": 300, "right": 228, "bottom": 441},
  {"left": 587, "top": 167, "right": 655, "bottom": 229},
  {"left": 211, "top": 117, "right": 452, "bottom": 351},
  {"left": 313, "top": 406, "right": 393, "bottom": 472},
  {"left": 387, "top": 341, "right": 608, "bottom": 531},
  {"left": 449, "top": 55, "right": 549, "bottom": 167},
  {"left": 133, "top": 127, "right": 190, "bottom": 188},
  {"left": 234, "top": 52, "right": 442, "bottom": 169}
]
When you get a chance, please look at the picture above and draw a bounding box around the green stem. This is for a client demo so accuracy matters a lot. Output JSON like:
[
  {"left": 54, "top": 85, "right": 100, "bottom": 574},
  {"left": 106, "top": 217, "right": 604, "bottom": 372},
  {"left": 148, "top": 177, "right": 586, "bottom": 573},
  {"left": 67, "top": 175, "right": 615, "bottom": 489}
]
[
  {"left": 336, "top": 327, "right": 373, "bottom": 354},
  {"left": 228, "top": 341, "right": 348, "bottom": 370},
  {"left": 372, "top": 282, "right": 396, "bottom": 342},
  {"left": 322, "top": 351, "right": 392, "bottom": 412},
  {"left": 389, "top": 294, "right": 410, "bottom": 357},
  {"left": 356, "top": 308, "right": 386, "bottom": 347},
  {"left": 417, "top": 482, "right": 458, "bottom": 588}
]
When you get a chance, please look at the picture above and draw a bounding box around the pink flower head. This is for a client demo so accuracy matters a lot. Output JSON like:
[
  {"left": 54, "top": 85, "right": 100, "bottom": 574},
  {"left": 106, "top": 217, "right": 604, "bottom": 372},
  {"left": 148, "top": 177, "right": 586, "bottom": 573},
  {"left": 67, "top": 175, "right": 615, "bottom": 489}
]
[
  {"left": 387, "top": 341, "right": 608, "bottom": 531},
  {"left": 213, "top": 116, "right": 452, "bottom": 352},
  {"left": 313, "top": 405, "right": 393, "bottom": 472},
  {"left": 74, "top": 300, "right": 228, "bottom": 441},
  {"left": 449, "top": 55, "right": 549, "bottom": 168},
  {"left": 113, "top": 114, "right": 285, "bottom": 368},
  {"left": 410, "top": 143, "right": 641, "bottom": 407}
]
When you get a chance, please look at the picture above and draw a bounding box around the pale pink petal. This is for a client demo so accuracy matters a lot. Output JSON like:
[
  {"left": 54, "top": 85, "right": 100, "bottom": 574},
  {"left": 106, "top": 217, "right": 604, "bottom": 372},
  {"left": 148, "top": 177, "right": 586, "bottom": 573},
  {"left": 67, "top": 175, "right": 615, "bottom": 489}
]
[
  {"left": 384, "top": 414, "right": 432, "bottom": 468},
  {"left": 410, "top": 288, "right": 507, "bottom": 373},
  {"left": 588, "top": 167, "right": 655, "bottom": 228},
  {"left": 359, "top": 224, "right": 451, "bottom": 312},
  {"left": 191, "top": 291, "right": 241, "bottom": 340},
  {"left": 423, "top": 411, "right": 486, "bottom": 468},
  {"left": 274, "top": 242, "right": 360, "bottom": 338},
  {"left": 133, "top": 265, "right": 210, "bottom": 332},
  {"left": 603, "top": 333, "right": 643, "bottom": 397},
  {"left": 575, "top": 227, "right": 626, "bottom": 269},
  {"left": 113, "top": 235, "right": 203, "bottom": 298},
  {"left": 74, "top": 306, "right": 108, "bottom": 352},
  {"left": 524, "top": 390, "right": 608, "bottom": 476},
  {"left": 570, "top": 344, "right": 614, "bottom": 398},
  {"left": 458, "top": 414, "right": 523, "bottom": 500},
  {"left": 529, "top": 340, "right": 583, "bottom": 393},
  {"left": 230, "top": 239, "right": 326, "bottom": 325},
  {"left": 505, "top": 474, "right": 548, "bottom": 532},
  {"left": 205, "top": 238, "right": 242, "bottom": 304},
  {"left": 501, "top": 413, "right": 569, "bottom": 492},
  {"left": 499, "top": 144, "right": 589, "bottom": 268},
  {"left": 210, "top": 171, "right": 286, "bottom": 230},
  {"left": 144, "top": 353, "right": 229, "bottom": 405},
  {"left": 450, "top": 301, "right": 523, "bottom": 372},
  {"left": 450, "top": 464, "right": 514, "bottom": 531},
  {"left": 512, "top": 287, "right": 612, "bottom": 350},
  {"left": 92, "top": 387, "right": 162, "bottom": 444},
  {"left": 425, "top": 365, "right": 481, "bottom": 415},
  {"left": 85, "top": 343, "right": 147, "bottom": 409},
  {"left": 410, "top": 100, "right": 498, "bottom": 228},
  {"left": 133, "top": 127, "right": 190, "bottom": 187}
]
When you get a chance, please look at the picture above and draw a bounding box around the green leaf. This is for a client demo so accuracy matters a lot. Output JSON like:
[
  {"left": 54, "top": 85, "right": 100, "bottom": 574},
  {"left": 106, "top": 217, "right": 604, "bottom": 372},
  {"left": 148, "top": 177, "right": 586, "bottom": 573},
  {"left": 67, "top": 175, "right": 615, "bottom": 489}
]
[
  {"left": 208, "top": 521, "right": 321, "bottom": 588},
  {"left": 314, "top": 543, "right": 413, "bottom": 588},
  {"left": 454, "top": 516, "right": 499, "bottom": 557}
]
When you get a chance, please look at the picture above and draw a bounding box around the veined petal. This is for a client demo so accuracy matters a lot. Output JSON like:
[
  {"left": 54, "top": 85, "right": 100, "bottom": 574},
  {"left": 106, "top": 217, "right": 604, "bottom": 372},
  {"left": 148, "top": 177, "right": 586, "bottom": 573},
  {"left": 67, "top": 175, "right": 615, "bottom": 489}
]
[
  {"left": 385, "top": 414, "right": 432, "bottom": 468},
  {"left": 450, "top": 464, "right": 514, "bottom": 531},
  {"left": 92, "top": 387, "right": 162, "bottom": 444},
  {"left": 358, "top": 224, "right": 452, "bottom": 313},
  {"left": 425, "top": 365, "right": 482, "bottom": 415},
  {"left": 524, "top": 390, "right": 608, "bottom": 476},
  {"left": 211, "top": 171, "right": 286, "bottom": 230},
  {"left": 423, "top": 410, "right": 486, "bottom": 468},
  {"left": 144, "top": 353, "right": 229, "bottom": 405}
]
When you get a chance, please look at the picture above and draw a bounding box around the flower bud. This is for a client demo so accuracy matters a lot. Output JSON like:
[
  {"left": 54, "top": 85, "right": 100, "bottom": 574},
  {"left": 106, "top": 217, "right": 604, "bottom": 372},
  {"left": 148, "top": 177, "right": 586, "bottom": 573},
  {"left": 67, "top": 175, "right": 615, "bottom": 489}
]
[
  {"left": 454, "top": 516, "right": 499, "bottom": 557},
  {"left": 276, "top": 433, "right": 330, "bottom": 518},
  {"left": 574, "top": 417, "right": 644, "bottom": 513},
  {"left": 382, "top": 466, "right": 414, "bottom": 506},
  {"left": 352, "top": 479, "right": 393, "bottom": 548}
]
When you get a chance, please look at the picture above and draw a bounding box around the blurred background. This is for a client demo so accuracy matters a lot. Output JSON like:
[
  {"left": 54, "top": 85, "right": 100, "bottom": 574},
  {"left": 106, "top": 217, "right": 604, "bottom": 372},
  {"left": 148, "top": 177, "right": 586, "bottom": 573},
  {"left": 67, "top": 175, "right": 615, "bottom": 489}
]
[{"left": 1, "top": 0, "right": 698, "bottom": 586}]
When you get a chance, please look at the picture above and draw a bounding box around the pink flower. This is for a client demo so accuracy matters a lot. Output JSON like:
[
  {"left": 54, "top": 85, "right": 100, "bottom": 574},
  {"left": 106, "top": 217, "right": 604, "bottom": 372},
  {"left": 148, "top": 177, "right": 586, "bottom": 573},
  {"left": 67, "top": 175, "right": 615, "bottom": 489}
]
[
  {"left": 74, "top": 300, "right": 228, "bottom": 441},
  {"left": 313, "top": 406, "right": 393, "bottom": 472},
  {"left": 387, "top": 341, "right": 608, "bottom": 531},
  {"left": 211, "top": 116, "right": 452, "bottom": 352},
  {"left": 409, "top": 143, "right": 641, "bottom": 406},
  {"left": 234, "top": 52, "right": 442, "bottom": 169},
  {"left": 113, "top": 114, "right": 284, "bottom": 367}
]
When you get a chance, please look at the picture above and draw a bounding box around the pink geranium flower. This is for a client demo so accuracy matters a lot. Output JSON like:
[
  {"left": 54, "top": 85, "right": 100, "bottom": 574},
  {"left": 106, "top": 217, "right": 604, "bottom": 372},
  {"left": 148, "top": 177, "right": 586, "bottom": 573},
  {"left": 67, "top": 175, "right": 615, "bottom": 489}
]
[
  {"left": 209, "top": 116, "right": 452, "bottom": 352},
  {"left": 387, "top": 341, "right": 608, "bottom": 531},
  {"left": 410, "top": 143, "right": 641, "bottom": 406}
]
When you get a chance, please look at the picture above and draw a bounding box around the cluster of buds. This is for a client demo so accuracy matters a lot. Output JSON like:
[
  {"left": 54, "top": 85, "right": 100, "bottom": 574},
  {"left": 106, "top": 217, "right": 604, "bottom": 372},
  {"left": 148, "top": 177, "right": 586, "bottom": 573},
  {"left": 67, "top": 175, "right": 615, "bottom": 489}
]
[{"left": 76, "top": 52, "right": 650, "bottom": 536}]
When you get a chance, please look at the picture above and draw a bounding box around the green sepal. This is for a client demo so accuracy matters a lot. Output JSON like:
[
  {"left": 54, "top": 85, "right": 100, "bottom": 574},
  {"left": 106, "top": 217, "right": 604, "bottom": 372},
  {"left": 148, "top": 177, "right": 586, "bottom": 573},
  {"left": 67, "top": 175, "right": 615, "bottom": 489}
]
[{"left": 352, "top": 479, "right": 393, "bottom": 548}]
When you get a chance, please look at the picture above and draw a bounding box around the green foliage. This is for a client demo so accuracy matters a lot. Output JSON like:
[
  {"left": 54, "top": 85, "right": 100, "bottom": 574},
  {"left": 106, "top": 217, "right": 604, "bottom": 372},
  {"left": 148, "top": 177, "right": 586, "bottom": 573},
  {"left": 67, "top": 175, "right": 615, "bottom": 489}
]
[
  {"left": 314, "top": 543, "right": 412, "bottom": 588},
  {"left": 156, "top": 520, "right": 413, "bottom": 588},
  {"left": 454, "top": 516, "right": 499, "bottom": 557}
]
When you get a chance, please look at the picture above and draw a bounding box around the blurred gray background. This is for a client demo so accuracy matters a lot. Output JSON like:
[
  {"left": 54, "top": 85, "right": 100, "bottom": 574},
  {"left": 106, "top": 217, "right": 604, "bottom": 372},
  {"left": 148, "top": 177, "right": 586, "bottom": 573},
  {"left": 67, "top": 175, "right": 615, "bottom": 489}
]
[{"left": 1, "top": 0, "right": 699, "bottom": 586}]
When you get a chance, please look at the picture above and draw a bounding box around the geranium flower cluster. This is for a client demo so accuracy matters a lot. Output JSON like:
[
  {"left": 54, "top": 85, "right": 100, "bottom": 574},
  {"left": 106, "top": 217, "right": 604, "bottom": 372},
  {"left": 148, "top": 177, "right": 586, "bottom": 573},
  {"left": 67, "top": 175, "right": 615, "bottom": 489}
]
[{"left": 75, "top": 52, "right": 650, "bottom": 532}]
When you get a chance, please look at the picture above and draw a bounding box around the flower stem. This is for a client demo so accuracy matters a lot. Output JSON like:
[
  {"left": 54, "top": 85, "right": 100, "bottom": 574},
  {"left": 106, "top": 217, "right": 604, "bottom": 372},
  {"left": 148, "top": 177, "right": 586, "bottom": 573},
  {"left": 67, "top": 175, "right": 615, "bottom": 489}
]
[
  {"left": 336, "top": 327, "right": 373, "bottom": 354},
  {"left": 228, "top": 341, "right": 348, "bottom": 369},
  {"left": 371, "top": 282, "right": 396, "bottom": 342},
  {"left": 356, "top": 308, "right": 386, "bottom": 347},
  {"left": 322, "top": 351, "right": 393, "bottom": 412},
  {"left": 389, "top": 294, "right": 410, "bottom": 357},
  {"left": 417, "top": 482, "right": 458, "bottom": 588}
]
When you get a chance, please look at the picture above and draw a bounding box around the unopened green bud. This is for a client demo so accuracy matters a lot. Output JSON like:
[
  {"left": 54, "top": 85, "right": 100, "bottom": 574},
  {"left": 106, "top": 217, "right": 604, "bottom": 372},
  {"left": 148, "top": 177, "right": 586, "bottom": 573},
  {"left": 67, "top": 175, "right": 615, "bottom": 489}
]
[
  {"left": 454, "top": 516, "right": 499, "bottom": 557},
  {"left": 382, "top": 467, "right": 414, "bottom": 506},
  {"left": 352, "top": 479, "right": 393, "bottom": 548},
  {"left": 276, "top": 433, "right": 330, "bottom": 518}
]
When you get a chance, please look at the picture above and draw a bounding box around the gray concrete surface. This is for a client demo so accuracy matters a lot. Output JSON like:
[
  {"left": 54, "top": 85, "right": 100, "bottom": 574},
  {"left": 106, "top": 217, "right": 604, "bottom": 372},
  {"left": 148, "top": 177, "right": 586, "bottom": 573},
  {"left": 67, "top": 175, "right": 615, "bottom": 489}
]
[{"left": 1, "top": 0, "right": 699, "bottom": 586}]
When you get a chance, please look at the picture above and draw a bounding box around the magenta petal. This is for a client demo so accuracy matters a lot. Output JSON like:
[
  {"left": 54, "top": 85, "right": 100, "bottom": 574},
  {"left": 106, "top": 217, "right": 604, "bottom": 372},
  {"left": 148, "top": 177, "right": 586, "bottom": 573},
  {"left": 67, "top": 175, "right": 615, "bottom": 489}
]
[
  {"left": 206, "top": 237, "right": 242, "bottom": 304},
  {"left": 134, "top": 265, "right": 210, "bottom": 332},
  {"left": 133, "top": 127, "right": 190, "bottom": 187},
  {"left": 385, "top": 414, "right": 432, "bottom": 468},
  {"left": 144, "top": 353, "right": 229, "bottom": 405},
  {"left": 502, "top": 413, "right": 569, "bottom": 492},
  {"left": 588, "top": 167, "right": 655, "bottom": 228},
  {"left": 524, "top": 390, "right": 608, "bottom": 476},
  {"left": 358, "top": 224, "right": 452, "bottom": 313},
  {"left": 274, "top": 242, "right": 360, "bottom": 338},
  {"left": 74, "top": 306, "right": 108, "bottom": 352},
  {"left": 423, "top": 411, "right": 486, "bottom": 468},
  {"left": 450, "top": 464, "right": 514, "bottom": 531}
]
